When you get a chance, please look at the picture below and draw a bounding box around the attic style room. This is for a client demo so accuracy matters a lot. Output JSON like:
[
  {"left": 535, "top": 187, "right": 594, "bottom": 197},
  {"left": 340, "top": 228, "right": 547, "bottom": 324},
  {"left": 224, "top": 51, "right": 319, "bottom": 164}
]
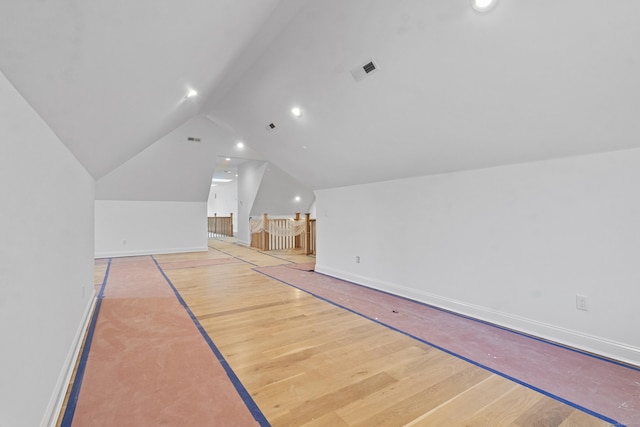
[{"left": 1, "top": 1, "right": 640, "bottom": 426}]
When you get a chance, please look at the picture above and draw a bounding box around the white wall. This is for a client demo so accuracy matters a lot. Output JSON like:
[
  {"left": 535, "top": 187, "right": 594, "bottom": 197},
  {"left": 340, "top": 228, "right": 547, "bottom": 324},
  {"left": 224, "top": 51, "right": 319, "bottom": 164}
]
[
  {"left": 207, "top": 180, "right": 238, "bottom": 231},
  {"left": 236, "top": 161, "right": 267, "bottom": 244},
  {"left": 94, "top": 115, "right": 266, "bottom": 256},
  {"left": 0, "top": 71, "right": 95, "bottom": 427},
  {"left": 316, "top": 148, "right": 640, "bottom": 366},
  {"left": 95, "top": 201, "right": 207, "bottom": 258}
]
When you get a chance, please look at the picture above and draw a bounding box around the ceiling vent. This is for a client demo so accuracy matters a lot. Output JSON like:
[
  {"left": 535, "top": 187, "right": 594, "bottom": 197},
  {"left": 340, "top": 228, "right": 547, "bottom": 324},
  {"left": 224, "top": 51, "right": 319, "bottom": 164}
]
[
  {"left": 187, "top": 137, "right": 201, "bottom": 142},
  {"left": 266, "top": 122, "right": 276, "bottom": 132},
  {"left": 351, "top": 58, "right": 379, "bottom": 82}
]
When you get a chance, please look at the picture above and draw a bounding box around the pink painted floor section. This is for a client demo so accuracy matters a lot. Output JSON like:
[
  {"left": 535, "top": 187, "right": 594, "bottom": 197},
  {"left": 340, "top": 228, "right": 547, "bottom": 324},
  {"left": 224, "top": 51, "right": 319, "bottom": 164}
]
[
  {"left": 255, "top": 264, "right": 640, "bottom": 427},
  {"left": 71, "top": 257, "right": 259, "bottom": 426}
]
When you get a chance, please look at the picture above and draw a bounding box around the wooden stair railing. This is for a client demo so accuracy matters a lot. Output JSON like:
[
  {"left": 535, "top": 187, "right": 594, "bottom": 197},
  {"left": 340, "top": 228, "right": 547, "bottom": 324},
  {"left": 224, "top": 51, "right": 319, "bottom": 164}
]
[
  {"left": 208, "top": 213, "right": 233, "bottom": 237},
  {"left": 250, "top": 212, "right": 316, "bottom": 255}
]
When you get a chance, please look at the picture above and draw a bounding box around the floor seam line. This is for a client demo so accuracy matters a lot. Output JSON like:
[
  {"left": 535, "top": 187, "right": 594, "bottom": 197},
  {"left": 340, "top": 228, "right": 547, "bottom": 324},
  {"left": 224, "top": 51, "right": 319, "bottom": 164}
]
[
  {"left": 253, "top": 266, "right": 624, "bottom": 427},
  {"left": 151, "top": 254, "right": 270, "bottom": 427}
]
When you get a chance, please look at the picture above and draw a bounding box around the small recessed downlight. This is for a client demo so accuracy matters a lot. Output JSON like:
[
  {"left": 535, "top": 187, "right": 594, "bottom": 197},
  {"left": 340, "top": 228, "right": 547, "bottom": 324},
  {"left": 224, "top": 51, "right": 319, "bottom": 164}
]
[
  {"left": 236, "top": 142, "right": 245, "bottom": 149},
  {"left": 185, "top": 89, "right": 198, "bottom": 98},
  {"left": 291, "top": 107, "right": 302, "bottom": 118},
  {"left": 471, "top": 0, "right": 498, "bottom": 12}
]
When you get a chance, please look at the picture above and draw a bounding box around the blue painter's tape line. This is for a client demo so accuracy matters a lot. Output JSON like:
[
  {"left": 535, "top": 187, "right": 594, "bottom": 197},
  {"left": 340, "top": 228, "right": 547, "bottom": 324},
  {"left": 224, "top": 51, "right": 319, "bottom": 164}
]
[
  {"left": 329, "top": 273, "right": 640, "bottom": 373},
  {"left": 208, "top": 238, "right": 301, "bottom": 266},
  {"left": 152, "top": 256, "right": 270, "bottom": 427},
  {"left": 207, "top": 244, "right": 261, "bottom": 267},
  {"left": 255, "top": 268, "right": 626, "bottom": 427},
  {"left": 60, "top": 258, "right": 112, "bottom": 427},
  {"left": 312, "top": 269, "right": 640, "bottom": 373}
]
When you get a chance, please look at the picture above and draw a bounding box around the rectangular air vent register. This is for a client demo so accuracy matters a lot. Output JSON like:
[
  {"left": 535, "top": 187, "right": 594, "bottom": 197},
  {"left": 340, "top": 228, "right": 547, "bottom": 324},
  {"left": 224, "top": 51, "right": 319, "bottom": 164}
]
[{"left": 351, "top": 58, "right": 379, "bottom": 82}]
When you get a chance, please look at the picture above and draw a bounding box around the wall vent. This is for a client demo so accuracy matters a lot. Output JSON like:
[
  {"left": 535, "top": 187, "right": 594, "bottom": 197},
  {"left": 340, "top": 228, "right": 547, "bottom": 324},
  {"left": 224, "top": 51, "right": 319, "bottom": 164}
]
[
  {"left": 363, "top": 61, "right": 376, "bottom": 73},
  {"left": 187, "top": 137, "right": 201, "bottom": 142},
  {"left": 351, "top": 58, "right": 379, "bottom": 82}
]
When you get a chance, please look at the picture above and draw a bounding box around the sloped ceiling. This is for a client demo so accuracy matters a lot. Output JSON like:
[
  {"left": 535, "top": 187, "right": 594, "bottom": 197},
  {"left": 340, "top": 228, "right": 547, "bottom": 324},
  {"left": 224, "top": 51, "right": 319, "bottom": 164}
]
[
  {"left": 2, "top": 1, "right": 640, "bottom": 191},
  {"left": 0, "top": 0, "right": 285, "bottom": 179},
  {"left": 209, "top": 0, "right": 640, "bottom": 189},
  {"left": 251, "top": 162, "right": 315, "bottom": 216},
  {"left": 95, "top": 115, "right": 265, "bottom": 201}
]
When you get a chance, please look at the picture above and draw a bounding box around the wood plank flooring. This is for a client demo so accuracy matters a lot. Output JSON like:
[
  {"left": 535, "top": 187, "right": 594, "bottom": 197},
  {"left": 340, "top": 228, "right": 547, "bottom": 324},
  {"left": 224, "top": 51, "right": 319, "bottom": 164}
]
[
  {"left": 56, "top": 240, "right": 619, "bottom": 426},
  {"left": 151, "top": 240, "right": 614, "bottom": 426}
]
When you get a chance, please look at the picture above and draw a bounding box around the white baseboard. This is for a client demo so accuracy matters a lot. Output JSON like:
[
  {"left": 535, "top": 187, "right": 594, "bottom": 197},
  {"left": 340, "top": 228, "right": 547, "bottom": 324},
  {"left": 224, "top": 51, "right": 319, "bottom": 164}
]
[
  {"left": 41, "top": 295, "right": 97, "bottom": 427},
  {"left": 95, "top": 245, "right": 208, "bottom": 259},
  {"left": 315, "top": 264, "right": 640, "bottom": 368}
]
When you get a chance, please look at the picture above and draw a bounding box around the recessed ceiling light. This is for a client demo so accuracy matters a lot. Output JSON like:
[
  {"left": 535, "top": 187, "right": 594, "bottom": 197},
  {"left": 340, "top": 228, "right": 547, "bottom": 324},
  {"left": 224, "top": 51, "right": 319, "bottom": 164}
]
[
  {"left": 291, "top": 107, "right": 302, "bottom": 118},
  {"left": 471, "top": 0, "right": 498, "bottom": 12},
  {"left": 185, "top": 89, "right": 198, "bottom": 98},
  {"left": 236, "top": 141, "right": 245, "bottom": 149},
  {"left": 211, "top": 178, "right": 232, "bottom": 183},
  {"left": 294, "top": 196, "right": 301, "bottom": 202},
  {"left": 225, "top": 158, "right": 231, "bottom": 161}
]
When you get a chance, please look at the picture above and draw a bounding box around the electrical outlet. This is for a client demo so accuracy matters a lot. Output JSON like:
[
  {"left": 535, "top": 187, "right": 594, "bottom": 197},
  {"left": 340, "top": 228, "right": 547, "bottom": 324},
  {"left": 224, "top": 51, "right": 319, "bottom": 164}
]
[
  {"left": 576, "top": 295, "right": 589, "bottom": 311},
  {"left": 355, "top": 256, "right": 360, "bottom": 263}
]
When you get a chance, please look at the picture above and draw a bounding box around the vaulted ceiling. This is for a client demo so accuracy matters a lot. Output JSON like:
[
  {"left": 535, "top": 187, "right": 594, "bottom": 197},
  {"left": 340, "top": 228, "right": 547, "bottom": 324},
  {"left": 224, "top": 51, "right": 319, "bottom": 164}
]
[
  {"left": 2, "top": 1, "right": 640, "bottom": 194},
  {"left": 0, "top": 0, "right": 292, "bottom": 180}
]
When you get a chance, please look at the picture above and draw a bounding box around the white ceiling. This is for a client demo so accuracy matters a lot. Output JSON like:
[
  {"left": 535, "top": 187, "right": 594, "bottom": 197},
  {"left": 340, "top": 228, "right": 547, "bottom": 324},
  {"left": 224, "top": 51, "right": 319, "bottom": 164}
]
[
  {"left": 2, "top": 1, "right": 640, "bottom": 191},
  {"left": 0, "top": 0, "right": 285, "bottom": 179},
  {"left": 209, "top": 0, "right": 640, "bottom": 189}
]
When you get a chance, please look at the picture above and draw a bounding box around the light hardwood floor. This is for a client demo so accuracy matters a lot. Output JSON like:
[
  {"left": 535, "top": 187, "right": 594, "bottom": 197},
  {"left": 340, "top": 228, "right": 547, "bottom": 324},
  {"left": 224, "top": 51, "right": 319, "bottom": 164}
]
[
  {"left": 57, "top": 240, "right": 614, "bottom": 426},
  {"left": 156, "top": 240, "right": 613, "bottom": 426}
]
